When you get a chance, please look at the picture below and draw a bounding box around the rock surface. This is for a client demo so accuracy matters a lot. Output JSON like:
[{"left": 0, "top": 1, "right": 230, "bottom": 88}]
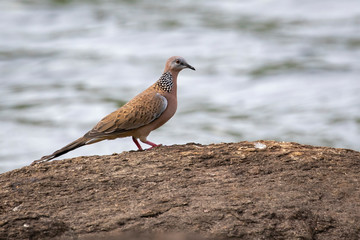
[{"left": 0, "top": 140, "right": 360, "bottom": 240}]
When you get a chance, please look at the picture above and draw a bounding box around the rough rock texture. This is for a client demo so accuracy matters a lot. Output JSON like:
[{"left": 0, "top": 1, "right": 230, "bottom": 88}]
[{"left": 0, "top": 140, "right": 360, "bottom": 240}]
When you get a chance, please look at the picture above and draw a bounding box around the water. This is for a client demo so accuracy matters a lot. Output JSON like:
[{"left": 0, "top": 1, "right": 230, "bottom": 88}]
[{"left": 1, "top": 0, "right": 360, "bottom": 173}]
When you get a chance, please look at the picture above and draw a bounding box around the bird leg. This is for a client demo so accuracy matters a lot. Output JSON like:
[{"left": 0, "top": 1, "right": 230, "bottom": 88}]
[
  {"left": 132, "top": 137, "right": 143, "bottom": 150},
  {"left": 143, "top": 140, "right": 162, "bottom": 149}
]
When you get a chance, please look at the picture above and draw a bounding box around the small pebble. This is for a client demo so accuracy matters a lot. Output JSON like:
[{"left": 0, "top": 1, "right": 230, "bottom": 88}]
[{"left": 254, "top": 142, "right": 267, "bottom": 150}]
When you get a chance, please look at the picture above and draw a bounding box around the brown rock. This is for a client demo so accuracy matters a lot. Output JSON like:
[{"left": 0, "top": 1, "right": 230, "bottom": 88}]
[{"left": 0, "top": 141, "right": 359, "bottom": 240}]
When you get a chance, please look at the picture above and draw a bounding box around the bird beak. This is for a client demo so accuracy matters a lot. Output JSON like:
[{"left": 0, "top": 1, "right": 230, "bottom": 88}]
[{"left": 184, "top": 62, "right": 196, "bottom": 71}]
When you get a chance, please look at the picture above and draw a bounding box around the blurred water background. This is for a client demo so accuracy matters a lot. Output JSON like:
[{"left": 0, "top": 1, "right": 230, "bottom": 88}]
[{"left": 1, "top": 0, "right": 360, "bottom": 173}]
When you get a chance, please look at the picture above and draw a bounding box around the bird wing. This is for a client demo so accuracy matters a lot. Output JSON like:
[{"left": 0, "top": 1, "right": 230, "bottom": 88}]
[{"left": 85, "top": 91, "right": 167, "bottom": 138}]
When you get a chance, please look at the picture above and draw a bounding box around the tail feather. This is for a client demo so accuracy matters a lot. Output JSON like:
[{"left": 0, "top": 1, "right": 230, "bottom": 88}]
[{"left": 32, "top": 137, "right": 88, "bottom": 165}]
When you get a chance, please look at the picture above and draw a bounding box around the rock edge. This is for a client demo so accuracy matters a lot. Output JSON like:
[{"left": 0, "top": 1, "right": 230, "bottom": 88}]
[{"left": 1, "top": 141, "right": 360, "bottom": 240}]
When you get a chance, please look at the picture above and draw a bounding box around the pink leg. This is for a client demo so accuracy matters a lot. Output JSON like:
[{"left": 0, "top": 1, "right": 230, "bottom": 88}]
[
  {"left": 132, "top": 137, "right": 143, "bottom": 150},
  {"left": 143, "top": 140, "right": 162, "bottom": 149}
]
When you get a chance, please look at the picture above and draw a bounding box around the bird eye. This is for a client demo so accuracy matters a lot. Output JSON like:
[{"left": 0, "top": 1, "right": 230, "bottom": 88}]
[{"left": 175, "top": 59, "right": 181, "bottom": 64}]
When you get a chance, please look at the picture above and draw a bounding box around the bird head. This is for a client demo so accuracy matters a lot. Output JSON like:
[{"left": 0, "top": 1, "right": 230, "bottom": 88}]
[{"left": 165, "top": 56, "right": 196, "bottom": 73}]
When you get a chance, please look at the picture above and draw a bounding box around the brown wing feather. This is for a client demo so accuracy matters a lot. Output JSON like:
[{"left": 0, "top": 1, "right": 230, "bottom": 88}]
[{"left": 85, "top": 91, "right": 167, "bottom": 138}]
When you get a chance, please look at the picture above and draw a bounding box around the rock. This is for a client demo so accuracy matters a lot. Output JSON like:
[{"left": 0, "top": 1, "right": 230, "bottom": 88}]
[{"left": 0, "top": 141, "right": 359, "bottom": 240}]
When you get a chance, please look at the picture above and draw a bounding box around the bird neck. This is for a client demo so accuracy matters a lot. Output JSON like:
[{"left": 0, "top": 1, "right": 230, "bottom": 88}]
[{"left": 155, "top": 71, "right": 178, "bottom": 94}]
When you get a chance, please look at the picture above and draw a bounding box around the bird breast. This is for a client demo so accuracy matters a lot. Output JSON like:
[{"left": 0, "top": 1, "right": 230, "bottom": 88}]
[{"left": 150, "top": 92, "right": 177, "bottom": 130}]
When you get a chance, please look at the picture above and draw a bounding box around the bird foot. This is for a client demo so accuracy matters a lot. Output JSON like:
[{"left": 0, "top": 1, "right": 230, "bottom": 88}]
[
  {"left": 143, "top": 140, "right": 162, "bottom": 150},
  {"left": 132, "top": 137, "right": 143, "bottom": 151},
  {"left": 132, "top": 137, "right": 162, "bottom": 151},
  {"left": 147, "top": 144, "right": 162, "bottom": 150}
]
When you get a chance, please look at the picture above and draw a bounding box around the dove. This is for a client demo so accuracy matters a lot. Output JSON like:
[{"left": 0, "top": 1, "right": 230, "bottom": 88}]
[{"left": 32, "top": 56, "right": 195, "bottom": 164}]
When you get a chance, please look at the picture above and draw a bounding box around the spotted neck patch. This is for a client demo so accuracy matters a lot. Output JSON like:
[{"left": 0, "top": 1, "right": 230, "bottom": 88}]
[{"left": 155, "top": 72, "right": 173, "bottom": 92}]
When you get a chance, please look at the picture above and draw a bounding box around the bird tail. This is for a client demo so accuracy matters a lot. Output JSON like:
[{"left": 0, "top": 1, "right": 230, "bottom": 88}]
[{"left": 32, "top": 137, "right": 88, "bottom": 165}]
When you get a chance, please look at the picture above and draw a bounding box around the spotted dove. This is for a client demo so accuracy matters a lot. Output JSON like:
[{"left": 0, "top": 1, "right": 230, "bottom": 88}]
[{"left": 32, "top": 56, "right": 195, "bottom": 164}]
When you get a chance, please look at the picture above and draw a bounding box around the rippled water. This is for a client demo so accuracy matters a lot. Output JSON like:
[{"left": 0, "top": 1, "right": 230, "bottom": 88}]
[{"left": 1, "top": 0, "right": 360, "bottom": 172}]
